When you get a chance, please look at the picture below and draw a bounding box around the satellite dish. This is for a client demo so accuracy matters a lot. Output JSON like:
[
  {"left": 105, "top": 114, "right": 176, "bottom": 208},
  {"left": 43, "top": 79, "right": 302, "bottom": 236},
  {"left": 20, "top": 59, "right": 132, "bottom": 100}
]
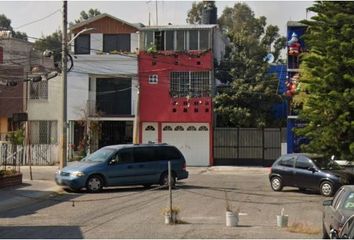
[{"left": 263, "top": 53, "right": 275, "bottom": 63}]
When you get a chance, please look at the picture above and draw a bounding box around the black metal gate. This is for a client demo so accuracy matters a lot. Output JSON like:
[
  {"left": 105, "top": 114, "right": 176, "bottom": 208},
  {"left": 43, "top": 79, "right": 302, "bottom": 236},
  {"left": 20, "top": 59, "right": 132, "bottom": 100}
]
[{"left": 214, "top": 128, "right": 286, "bottom": 167}]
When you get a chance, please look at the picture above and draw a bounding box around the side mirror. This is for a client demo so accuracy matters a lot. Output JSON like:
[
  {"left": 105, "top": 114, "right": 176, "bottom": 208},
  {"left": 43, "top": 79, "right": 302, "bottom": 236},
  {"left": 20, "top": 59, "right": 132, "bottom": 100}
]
[
  {"left": 330, "top": 229, "right": 338, "bottom": 239},
  {"left": 323, "top": 199, "right": 333, "bottom": 206},
  {"left": 109, "top": 159, "right": 118, "bottom": 165},
  {"left": 308, "top": 167, "right": 317, "bottom": 173}
]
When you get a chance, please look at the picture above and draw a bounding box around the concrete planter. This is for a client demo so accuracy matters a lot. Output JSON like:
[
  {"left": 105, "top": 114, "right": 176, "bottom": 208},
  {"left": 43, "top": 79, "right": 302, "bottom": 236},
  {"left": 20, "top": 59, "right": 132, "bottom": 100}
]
[
  {"left": 164, "top": 212, "right": 178, "bottom": 225},
  {"left": 226, "top": 211, "right": 239, "bottom": 227},
  {"left": 0, "top": 173, "right": 23, "bottom": 189}
]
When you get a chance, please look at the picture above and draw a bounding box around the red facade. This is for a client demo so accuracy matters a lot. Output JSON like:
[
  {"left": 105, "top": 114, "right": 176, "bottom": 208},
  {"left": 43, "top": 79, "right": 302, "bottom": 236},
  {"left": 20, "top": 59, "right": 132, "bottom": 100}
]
[{"left": 138, "top": 51, "right": 214, "bottom": 123}]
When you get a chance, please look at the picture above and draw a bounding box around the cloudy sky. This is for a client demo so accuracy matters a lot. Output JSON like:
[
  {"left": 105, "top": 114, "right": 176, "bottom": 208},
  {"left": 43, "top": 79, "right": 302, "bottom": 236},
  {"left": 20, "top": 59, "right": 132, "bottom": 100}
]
[{"left": 1, "top": 1, "right": 314, "bottom": 41}]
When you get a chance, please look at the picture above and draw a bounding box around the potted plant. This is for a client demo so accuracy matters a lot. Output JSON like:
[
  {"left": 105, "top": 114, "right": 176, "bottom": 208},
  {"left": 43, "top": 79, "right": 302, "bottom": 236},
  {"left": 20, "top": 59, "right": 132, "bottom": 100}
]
[
  {"left": 162, "top": 207, "right": 180, "bottom": 225},
  {"left": 225, "top": 190, "right": 239, "bottom": 227}
]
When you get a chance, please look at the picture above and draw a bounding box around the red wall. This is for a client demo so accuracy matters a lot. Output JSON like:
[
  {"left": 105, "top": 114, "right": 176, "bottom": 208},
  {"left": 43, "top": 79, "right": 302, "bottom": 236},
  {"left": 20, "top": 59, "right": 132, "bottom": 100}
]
[{"left": 138, "top": 51, "right": 213, "bottom": 123}]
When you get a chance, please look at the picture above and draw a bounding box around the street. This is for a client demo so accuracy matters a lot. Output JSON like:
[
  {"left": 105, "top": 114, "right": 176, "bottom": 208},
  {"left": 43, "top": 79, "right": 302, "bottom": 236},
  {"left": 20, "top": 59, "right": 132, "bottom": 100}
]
[{"left": 0, "top": 166, "right": 325, "bottom": 238}]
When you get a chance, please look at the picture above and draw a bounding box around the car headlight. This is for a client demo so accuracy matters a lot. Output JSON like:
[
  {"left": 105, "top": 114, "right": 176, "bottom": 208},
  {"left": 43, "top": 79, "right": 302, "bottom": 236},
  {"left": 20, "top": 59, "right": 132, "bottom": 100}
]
[
  {"left": 71, "top": 171, "right": 85, "bottom": 177},
  {"left": 56, "top": 170, "right": 61, "bottom": 175}
]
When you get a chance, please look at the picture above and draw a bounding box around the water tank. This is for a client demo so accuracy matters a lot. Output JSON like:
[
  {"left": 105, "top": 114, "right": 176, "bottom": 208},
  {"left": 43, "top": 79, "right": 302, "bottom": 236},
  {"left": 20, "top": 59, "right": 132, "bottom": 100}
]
[{"left": 202, "top": 3, "right": 217, "bottom": 24}]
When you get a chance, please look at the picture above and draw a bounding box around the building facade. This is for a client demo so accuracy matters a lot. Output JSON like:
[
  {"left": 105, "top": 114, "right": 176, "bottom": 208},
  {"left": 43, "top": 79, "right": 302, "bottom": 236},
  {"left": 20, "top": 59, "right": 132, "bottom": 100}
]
[
  {"left": 138, "top": 25, "right": 226, "bottom": 166},
  {"left": 68, "top": 14, "right": 140, "bottom": 157}
]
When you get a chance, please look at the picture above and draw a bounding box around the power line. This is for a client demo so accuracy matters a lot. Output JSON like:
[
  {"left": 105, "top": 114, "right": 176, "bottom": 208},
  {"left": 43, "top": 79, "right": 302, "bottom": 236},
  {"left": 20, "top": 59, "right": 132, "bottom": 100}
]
[{"left": 14, "top": 9, "right": 61, "bottom": 30}]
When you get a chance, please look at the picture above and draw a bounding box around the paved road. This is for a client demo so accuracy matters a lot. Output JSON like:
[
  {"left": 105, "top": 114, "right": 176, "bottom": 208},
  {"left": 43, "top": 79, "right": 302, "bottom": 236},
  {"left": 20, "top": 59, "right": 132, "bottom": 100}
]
[{"left": 0, "top": 166, "right": 325, "bottom": 238}]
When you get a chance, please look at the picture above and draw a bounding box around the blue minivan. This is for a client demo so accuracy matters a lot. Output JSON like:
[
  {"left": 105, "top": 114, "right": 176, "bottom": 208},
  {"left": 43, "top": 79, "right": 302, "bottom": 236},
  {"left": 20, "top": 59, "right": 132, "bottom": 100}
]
[{"left": 55, "top": 144, "right": 189, "bottom": 192}]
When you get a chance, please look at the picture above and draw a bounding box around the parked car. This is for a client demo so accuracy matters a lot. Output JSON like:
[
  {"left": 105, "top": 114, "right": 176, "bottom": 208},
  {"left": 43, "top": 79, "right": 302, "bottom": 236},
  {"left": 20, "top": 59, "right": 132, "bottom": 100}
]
[
  {"left": 55, "top": 143, "right": 189, "bottom": 192},
  {"left": 269, "top": 153, "right": 354, "bottom": 196},
  {"left": 330, "top": 214, "right": 354, "bottom": 239},
  {"left": 323, "top": 186, "right": 354, "bottom": 239}
]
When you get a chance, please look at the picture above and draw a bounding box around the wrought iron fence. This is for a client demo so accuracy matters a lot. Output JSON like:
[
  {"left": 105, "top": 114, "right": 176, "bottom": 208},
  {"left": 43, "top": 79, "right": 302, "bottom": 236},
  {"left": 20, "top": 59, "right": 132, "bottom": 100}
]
[{"left": 214, "top": 128, "right": 287, "bottom": 166}]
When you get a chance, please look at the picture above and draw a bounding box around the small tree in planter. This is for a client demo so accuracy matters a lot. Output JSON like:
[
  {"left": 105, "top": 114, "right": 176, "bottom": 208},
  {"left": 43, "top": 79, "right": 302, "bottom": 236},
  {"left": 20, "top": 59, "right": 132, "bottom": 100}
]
[
  {"left": 225, "top": 190, "right": 239, "bottom": 227},
  {"left": 0, "top": 128, "right": 24, "bottom": 188}
]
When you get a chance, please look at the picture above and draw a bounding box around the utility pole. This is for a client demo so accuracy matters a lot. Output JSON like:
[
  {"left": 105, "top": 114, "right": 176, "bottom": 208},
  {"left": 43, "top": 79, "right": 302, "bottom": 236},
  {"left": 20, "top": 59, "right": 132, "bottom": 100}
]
[{"left": 60, "top": 0, "right": 68, "bottom": 169}]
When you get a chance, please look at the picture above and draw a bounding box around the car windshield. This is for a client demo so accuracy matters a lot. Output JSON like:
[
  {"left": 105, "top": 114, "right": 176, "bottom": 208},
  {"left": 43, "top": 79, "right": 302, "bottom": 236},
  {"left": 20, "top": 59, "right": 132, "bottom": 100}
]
[
  {"left": 82, "top": 148, "right": 116, "bottom": 162},
  {"left": 312, "top": 157, "right": 344, "bottom": 170}
]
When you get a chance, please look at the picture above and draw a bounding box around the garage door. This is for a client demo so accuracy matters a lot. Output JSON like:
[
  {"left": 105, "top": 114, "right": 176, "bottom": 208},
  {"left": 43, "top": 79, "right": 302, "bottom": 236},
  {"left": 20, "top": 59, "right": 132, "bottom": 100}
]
[
  {"left": 162, "top": 123, "right": 210, "bottom": 166},
  {"left": 142, "top": 122, "right": 158, "bottom": 143}
]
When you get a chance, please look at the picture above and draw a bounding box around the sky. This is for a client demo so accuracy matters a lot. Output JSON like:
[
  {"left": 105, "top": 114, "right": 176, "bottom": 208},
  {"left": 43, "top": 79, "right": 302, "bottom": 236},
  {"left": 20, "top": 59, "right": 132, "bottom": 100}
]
[{"left": 1, "top": 1, "right": 314, "bottom": 42}]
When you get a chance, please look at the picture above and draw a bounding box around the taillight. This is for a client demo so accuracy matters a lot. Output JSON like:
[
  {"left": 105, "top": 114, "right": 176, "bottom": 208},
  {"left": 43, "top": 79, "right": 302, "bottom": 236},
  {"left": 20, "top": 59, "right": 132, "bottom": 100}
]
[{"left": 183, "top": 162, "right": 186, "bottom": 170}]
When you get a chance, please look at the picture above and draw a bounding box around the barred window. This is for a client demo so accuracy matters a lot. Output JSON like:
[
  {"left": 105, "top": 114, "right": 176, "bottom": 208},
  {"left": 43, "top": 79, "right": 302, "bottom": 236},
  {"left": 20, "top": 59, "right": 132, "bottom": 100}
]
[
  {"left": 30, "top": 121, "right": 57, "bottom": 144},
  {"left": 30, "top": 81, "right": 48, "bottom": 100},
  {"left": 163, "top": 126, "right": 172, "bottom": 131},
  {"left": 170, "top": 71, "right": 210, "bottom": 97},
  {"left": 145, "top": 125, "right": 155, "bottom": 131}
]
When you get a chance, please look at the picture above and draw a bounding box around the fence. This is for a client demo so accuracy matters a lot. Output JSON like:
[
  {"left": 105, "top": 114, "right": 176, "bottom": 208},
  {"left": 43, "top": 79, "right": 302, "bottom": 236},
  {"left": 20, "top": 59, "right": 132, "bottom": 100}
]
[
  {"left": 0, "top": 142, "right": 58, "bottom": 166},
  {"left": 214, "top": 128, "right": 287, "bottom": 167}
]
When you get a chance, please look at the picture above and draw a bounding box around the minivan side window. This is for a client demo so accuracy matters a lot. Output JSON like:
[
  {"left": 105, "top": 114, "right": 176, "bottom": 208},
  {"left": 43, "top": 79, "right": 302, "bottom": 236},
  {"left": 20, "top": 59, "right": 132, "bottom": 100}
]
[
  {"left": 133, "top": 147, "right": 156, "bottom": 163},
  {"left": 156, "top": 146, "right": 181, "bottom": 161},
  {"left": 278, "top": 156, "right": 295, "bottom": 167},
  {"left": 118, "top": 148, "right": 134, "bottom": 164},
  {"left": 295, "top": 156, "right": 314, "bottom": 170}
]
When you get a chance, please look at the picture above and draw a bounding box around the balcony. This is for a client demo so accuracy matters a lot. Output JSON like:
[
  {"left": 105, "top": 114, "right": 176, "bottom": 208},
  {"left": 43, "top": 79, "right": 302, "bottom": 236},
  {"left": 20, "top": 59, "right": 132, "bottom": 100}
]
[{"left": 87, "top": 100, "right": 134, "bottom": 118}]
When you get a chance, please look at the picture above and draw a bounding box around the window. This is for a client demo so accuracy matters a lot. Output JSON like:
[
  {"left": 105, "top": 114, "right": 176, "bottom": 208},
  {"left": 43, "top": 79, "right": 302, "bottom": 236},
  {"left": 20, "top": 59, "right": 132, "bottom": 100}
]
[
  {"left": 156, "top": 146, "right": 181, "bottom": 161},
  {"left": 103, "top": 34, "right": 131, "bottom": 53},
  {"left": 133, "top": 147, "right": 155, "bottom": 162},
  {"left": 332, "top": 188, "right": 345, "bottom": 208},
  {"left": 278, "top": 156, "right": 295, "bottom": 168},
  {"left": 154, "top": 31, "right": 164, "bottom": 51},
  {"left": 191, "top": 72, "right": 210, "bottom": 97},
  {"left": 30, "top": 121, "right": 57, "bottom": 144},
  {"left": 174, "top": 126, "right": 184, "bottom": 131},
  {"left": 189, "top": 30, "right": 198, "bottom": 50},
  {"left": 176, "top": 31, "right": 185, "bottom": 51},
  {"left": 170, "top": 72, "right": 210, "bottom": 97},
  {"left": 343, "top": 193, "right": 354, "bottom": 210},
  {"left": 199, "top": 30, "right": 210, "bottom": 50},
  {"left": 187, "top": 126, "right": 197, "bottom": 131},
  {"left": 163, "top": 126, "right": 172, "bottom": 131},
  {"left": 198, "top": 126, "right": 208, "bottom": 131},
  {"left": 165, "top": 31, "right": 174, "bottom": 50},
  {"left": 118, "top": 148, "right": 134, "bottom": 164},
  {"left": 148, "top": 75, "right": 158, "bottom": 84},
  {"left": 74, "top": 34, "right": 90, "bottom": 54},
  {"left": 145, "top": 125, "right": 155, "bottom": 131},
  {"left": 145, "top": 31, "right": 154, "bottom": 49},
  {"left": 30, "top": 81, "right": 48, "bottom": 100},
  {"left": 295, "top": 156, "right": 313, "bottom": 170}
]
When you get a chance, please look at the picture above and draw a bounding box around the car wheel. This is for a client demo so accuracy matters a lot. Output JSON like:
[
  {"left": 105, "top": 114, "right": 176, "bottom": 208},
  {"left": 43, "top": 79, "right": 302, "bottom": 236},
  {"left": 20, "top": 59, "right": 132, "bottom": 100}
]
[
  {"left": 86, "top": 175, "right": 104, "bottom": 193},
  {"left": 270, "top": 177, "right": 283, "bottom": 191},
  {"left": 322, "top": 223, "right": 329, "bottom": 239},
  {"left": 320, "top": 181, "right": 334, "bottom": 197},
  {"left": 160, "top": 172, "right": 176, "bottom": 187}
]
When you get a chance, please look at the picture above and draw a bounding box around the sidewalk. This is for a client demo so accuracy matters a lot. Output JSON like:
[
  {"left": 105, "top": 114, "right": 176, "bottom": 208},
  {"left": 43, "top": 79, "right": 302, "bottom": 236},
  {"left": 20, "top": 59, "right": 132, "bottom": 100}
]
[{"left": 0, "top": 166, "right": 61, "bottom": 213}]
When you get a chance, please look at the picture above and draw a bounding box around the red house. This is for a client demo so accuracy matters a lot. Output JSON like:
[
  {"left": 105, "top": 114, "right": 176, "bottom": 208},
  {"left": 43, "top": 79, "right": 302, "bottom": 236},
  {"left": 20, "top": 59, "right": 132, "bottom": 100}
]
[{"left": 138, "top": 25, "right": 226, "bottom": 166}]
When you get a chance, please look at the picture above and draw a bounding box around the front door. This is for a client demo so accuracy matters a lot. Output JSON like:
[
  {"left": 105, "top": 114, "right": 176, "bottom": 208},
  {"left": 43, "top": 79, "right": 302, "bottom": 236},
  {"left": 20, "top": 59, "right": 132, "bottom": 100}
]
[{"left": 294, "top": 155, "right": 320, "bottom": 189}]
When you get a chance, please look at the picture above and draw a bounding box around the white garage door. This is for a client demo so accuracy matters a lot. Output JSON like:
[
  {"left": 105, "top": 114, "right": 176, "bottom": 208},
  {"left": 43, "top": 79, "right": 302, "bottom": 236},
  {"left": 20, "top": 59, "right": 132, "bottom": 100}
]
[
  {"left": 162, "top": 123, "right": 210, "bottom": 166},
  {"left": 142, "top": 122, "right": 158, "bottom": 144}
]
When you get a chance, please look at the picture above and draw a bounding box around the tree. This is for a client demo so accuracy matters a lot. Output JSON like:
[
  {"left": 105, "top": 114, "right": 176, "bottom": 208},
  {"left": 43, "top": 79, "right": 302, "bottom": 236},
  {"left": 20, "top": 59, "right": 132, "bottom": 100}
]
[
  {"left": 74, "top": 8, "right": 101, "bottom": 24},
  {"left": 0, "top": 14, "right": 28, "bottom": 41},
  {"left": 295, "top": 2, "right": 354, "bottom": 160},
  {"left": 34, "top": 30, "right": 62, "bottom": 64},
  {"left": 213, "top": 3, "right": 286, "bottom": 127},
  {"left": 186, "top": 1, "right": 215, "bottom": 24}
]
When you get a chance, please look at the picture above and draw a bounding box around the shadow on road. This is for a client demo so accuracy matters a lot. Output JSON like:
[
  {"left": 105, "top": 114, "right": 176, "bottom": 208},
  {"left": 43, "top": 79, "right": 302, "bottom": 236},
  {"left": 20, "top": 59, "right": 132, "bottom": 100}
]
[{"left": 0, "top": 226, "right": 83, "bottom": 239}]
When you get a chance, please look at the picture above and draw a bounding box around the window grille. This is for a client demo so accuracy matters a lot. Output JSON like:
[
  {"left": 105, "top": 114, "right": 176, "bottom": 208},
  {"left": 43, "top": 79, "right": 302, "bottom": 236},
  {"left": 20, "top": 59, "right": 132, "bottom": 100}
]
[
  {"left": 187, "top": 126, "right": 197, "bottom": 131},
  {"left": 30, "top": 121, "right": 57, "bottom": 144},
  {"left": 198, "top": 126, "right": 208, "bottom": 131},
  {"left": 170, "top": 71, "right": 210, "bottom": 97},
  {"left": 29, "top": 81, "right": 48, "bottom": 100},
  {"left": 174, "top": 126, "right": 184, "bottom": 131},
  {"left": 145, "top": 125, "right": 155, "bottom": 131},
  {"left": 163, "top": 126, "right": 172, "bottom": 131},
  {"left": 148, "top": 75, "right": 158, "bottom": 84}
]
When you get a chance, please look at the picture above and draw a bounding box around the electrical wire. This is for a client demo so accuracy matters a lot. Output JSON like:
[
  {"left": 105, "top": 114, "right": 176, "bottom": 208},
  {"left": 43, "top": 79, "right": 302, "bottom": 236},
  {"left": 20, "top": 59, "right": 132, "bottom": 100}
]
[{"left": 14, "top": 9, "right": 61, "bottom": 30}]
